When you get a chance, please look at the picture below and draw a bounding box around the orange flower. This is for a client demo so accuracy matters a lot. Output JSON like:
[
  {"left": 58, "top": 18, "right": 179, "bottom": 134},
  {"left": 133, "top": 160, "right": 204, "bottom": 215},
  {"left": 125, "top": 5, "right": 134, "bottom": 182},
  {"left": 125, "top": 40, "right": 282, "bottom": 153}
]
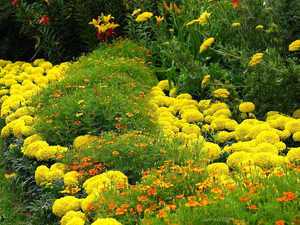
[
  {"left": 147, "top": 187, "right": 157, "bottom": 196},
  {"left": 138, "top": 195, "right": 148, "bottom": 202},
  {"left": 157, "top": 209, "right": 167, "bottom": 218},
  {"left": 211, "top": 187, "right": 223, "bottom": 194},
  {"left": 176, "top": 194, "right": 184, "bottom": 199},
  {"left": 167, "top": 204, "right": 177, "bottom": 211},
  {"left": 115, "top": 207, "right": 127, "bottom": 215},
  {"left": 247, "top": 204, "right": 258, "bottom": 210},
  {"left": 239, "top": 196, "right": 251, "bottom": 203},
  {"left": 88, "top": 168, "right": 98, "bottom": 176},
  {"left": 108, "top": 202, "right": 117, "bottom": 210},
  {"left": 275, "top": 220, "right": 285, "bottom": 225},
  {"left": 185, "top": 199, "right": 199, "bottom": 207},
  {"left": 276, "top": 192, "right": 297, "bottom": 202},
  {"left": 136, "top": 204, "right": 143, "bottom": 214},
  {"left": 199, "top": 199, "right": 209, "bottom": 207}
]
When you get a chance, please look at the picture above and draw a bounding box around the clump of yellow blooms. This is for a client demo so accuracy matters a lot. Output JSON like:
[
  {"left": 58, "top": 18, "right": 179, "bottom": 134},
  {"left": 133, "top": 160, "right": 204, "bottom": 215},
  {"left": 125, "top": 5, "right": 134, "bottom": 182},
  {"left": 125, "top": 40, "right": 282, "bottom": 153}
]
[{"left": 149, "top": 79, "right": 300, "bottom": 178}]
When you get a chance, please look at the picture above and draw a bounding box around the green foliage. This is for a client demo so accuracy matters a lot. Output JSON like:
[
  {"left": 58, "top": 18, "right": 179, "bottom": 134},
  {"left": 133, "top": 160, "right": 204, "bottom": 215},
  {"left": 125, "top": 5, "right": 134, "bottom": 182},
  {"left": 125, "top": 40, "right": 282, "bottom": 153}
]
[
  {"left": 33, "top": 40, "right": 157, "bottom": 146},
  {"left": 10, "top": 0, "right": 129, "bottom": 62},
  {"left": 126, "top": 0, "right": 300, "bottom": 116}
]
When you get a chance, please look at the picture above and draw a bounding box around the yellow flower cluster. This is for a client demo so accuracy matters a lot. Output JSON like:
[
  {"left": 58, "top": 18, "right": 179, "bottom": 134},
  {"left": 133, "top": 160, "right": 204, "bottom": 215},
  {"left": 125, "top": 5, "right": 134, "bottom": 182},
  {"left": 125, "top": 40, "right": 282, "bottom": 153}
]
[
  {"left": 150, "top": 80, "right": 300, "bottom": 178},
  {"left": 213, "top": 88, "right": 230, "bottom": 98},
  {"left": 73, "top": 134, "right": 99, "bottom": 150}
]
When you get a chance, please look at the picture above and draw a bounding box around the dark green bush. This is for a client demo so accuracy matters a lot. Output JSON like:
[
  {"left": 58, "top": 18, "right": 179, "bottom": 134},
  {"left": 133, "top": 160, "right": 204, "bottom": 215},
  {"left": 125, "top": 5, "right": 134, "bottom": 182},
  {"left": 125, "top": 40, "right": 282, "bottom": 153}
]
[{"left": 7, "top": 0, "right": 129, "bottom": 62}]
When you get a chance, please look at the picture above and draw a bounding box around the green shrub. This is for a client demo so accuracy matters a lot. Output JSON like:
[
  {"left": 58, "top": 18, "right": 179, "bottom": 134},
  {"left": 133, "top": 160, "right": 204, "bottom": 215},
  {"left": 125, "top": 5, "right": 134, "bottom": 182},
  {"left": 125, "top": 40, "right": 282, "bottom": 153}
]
[
  {"left": 33, "top": 40, "right": 157, "bottom": 146},
  {"left": 126, "top": 0, "right": 300, "bottom": 116}
]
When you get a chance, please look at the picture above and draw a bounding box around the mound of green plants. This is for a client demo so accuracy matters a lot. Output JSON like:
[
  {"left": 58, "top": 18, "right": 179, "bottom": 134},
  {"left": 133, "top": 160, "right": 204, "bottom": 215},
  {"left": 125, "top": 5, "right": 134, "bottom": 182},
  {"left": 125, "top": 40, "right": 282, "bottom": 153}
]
[{"left": 33, "top": 40, "right": 157, "bottom": 146}]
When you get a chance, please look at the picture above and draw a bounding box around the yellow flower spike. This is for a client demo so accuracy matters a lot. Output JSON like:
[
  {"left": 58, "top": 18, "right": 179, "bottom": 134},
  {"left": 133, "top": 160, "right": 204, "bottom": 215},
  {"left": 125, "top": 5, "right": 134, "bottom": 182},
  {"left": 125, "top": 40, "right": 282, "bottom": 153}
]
[{"left": 199, "top": 37, "right": 215, "bottom": 53}]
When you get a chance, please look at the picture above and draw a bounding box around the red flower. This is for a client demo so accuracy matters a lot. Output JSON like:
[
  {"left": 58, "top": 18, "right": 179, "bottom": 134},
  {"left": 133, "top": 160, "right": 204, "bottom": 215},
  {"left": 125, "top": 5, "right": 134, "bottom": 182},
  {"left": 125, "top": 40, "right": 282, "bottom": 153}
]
[
  {"left": 232, "top": 0, "right": 239, "bottom": 8},
  {"left": 39, "top": 15, "right": 49, "bottom": 25},
  {"left": 11, "top": 0, "right": 19, "bottom": 7},
  {"left": 275, "top": 220, "right": 285, "bottom": 225}
]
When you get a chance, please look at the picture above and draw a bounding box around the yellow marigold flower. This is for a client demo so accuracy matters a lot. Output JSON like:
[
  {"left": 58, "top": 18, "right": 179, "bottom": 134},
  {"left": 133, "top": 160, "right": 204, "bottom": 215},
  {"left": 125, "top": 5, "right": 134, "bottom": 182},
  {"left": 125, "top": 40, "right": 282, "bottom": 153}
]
[
  {"left": 199, "top": 37, "right": 215, "bottom": 53},
  {"left": 255, "top": 130, "right": 280, "bottom": 144},
  {"left": 207, "top": 163, "right": 229, "bottom": 176},
  {"left": 81, "top": 193, "right": 102, "bottom": 212},
  {"left": 292, "top": 109, "right": 300, "bottom": 118},
  {"left": 239, "top": 102, "right": 255, "bottom": 113},
  {"left": 181, "top": 110, "right": 204, "bottom": 123},
  {"left": 201, "top": 74, "right": 210, "bottom": 87},
  {"left": 287, "top": 147, "right": 300, "bottom": 165},
  {"left": 35, "top": 165, "right": 50, "bottom": 186},
  {"left": 64, "top": 171, "right": 80, "bottom": 187},
  {"left": 198, "top": 99, "right": 211, "bottom": 111},
  {"left": 136, "top": 12, "right": 153, "bottom": 22},
  {"left": 91, "top": 218, "right": 122, "bottom": 225},
  {"left": 186, "top": 11, "right": 211, "bottom": 26},
  {"left": 157, "top": 80, "right": 170, "bottom": 91},
  {"left": 285, "top": 119, "right": 300, "bottom": 134},
  {"left": 248, "top": 52, "right": 264, "bottom": 67},
  {"left": 215, "top": 131, "right": 234, "bottom": 143},
  {"left": 227, "top": 151, "right": 253, "bottom": 169},
  {"left": 65, "top": 217, "right": 85, "bottom": 225},
  {"left": 293, "top": 131, "right": 300, "bottom": 142},
  {"left": 212, "top": 88, "right": 230, "bottom": 98},
  {"left": 60, "top": 211, "right": 86, "bottom": 225},
  {"left": 231, "top": 22, "right": 241, "bottom": 27},
  {"left": 52, "top": 196, "right": 81, "bottom": 217},
  {"left": 176, "top": 93, "right": 193, "bottom": 100},
  {"left": 288, "top": 40, "right": 300, "bottom": 52},
  {"left": 255, "top": 25, "right": 264, "bottom": 30},
  {"left": 202, "top": 142, "right": 222, "bottom": 160}
]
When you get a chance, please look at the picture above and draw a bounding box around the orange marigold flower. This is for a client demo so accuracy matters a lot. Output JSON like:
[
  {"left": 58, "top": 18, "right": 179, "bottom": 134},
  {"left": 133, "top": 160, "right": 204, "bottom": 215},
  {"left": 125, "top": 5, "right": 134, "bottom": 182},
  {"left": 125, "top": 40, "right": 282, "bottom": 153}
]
[
  {"left": 276, "top": 192, "right": 297, "bottom": 202},
  {"left": 247, "top": 204, "right": 258, "bottom": 210},
  {"left": 239, "top": 196, "right": 251, "bottom": 203},
  {"left": 185, "top": 200, "right": 199, "bottom": 207},
  {"left": 176, "top": 194, "right": 184, "bottom": 199},
  {"left": 136, "top": 204, "right": 143, "bottom": 214},
  {"left": 167, "top": 204, "right": 177, "bottom": 211},
  {"left": 275, "top": 220, "right": 285, "bottom": 225},
  {"left": 199, "top": 199, "right": 209, "bottom": 207},
  {"left": 115, "top": 207, "right": 127, "bottom": 215},
  {"left": 157, "top": 209, "right": 167, "bottom": 218},
  {"left": 147, "top": 187, "right": 157, "bottom": 196},
  {"left": 138, "top": 195, "right": 148, "bottom": 202}
]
